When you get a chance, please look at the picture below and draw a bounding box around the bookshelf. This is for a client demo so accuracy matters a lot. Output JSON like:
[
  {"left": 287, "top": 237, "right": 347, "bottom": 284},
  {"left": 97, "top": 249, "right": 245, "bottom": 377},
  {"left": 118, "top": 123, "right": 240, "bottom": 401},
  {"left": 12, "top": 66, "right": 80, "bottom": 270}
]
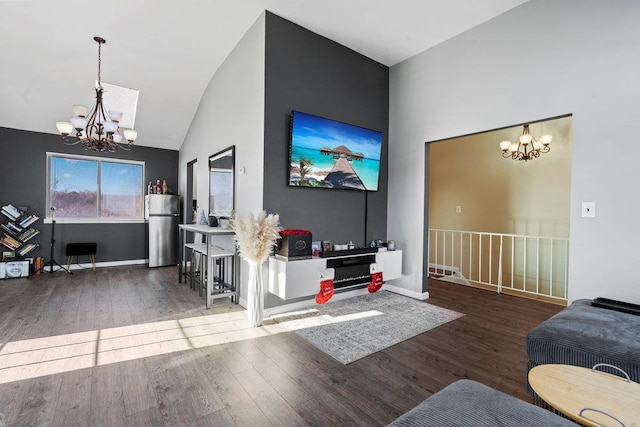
[{"left": 1, "top": 204, "right": 39, "bottom": 279}]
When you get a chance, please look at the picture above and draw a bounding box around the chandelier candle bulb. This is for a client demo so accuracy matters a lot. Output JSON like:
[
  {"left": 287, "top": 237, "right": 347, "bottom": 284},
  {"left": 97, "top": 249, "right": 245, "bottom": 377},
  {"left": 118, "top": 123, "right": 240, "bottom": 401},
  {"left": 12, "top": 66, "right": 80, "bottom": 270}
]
[
  {"left": 519, "top": 133, "right": 532, "bottom": 145},
  {"left": 56, "top": 122, "right": 73, "bottom": 136},
  {"left": 108, "top": 110, "right": 123, "bottom": 122},
  {"left": 73, "top": 104, "right": 89, "bottom": 117},
  {"left": 123, "top": 129, "right": 138, "bottom": 142},
  {"left": 71, "top": 116, "right": 87, "bottom": 130},
  {"left": 104, "top": 121, "right": 118, "bottom": 133}
]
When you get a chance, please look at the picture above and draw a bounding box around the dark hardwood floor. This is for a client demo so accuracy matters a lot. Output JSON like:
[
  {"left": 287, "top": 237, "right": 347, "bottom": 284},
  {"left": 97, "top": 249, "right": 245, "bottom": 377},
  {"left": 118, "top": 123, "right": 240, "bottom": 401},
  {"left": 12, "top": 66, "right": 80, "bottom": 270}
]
[{"left": 0, "top": 266, "right": 563, "bottom": 426}]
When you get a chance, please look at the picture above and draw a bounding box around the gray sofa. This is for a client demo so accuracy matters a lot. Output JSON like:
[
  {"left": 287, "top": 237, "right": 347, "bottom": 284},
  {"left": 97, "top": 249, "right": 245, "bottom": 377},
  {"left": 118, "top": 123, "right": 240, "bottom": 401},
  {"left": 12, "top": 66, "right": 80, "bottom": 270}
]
[
  {"left": 388, "top": 379, "right": 574, "bottom": 426},
  {"left": 526, "top": 298, "right": 640, "bottom": 398}
]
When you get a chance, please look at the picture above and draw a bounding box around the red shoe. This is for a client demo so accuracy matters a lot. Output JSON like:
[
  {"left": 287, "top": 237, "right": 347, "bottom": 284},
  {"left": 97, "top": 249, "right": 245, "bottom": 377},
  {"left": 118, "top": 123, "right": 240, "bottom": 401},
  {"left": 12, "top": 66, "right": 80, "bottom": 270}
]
[
  {"left": 316, "top": 279, "right": 334, "bottom": 304},
  {"left": 368, "top": 272, "right": 383, "bottom": 293}
]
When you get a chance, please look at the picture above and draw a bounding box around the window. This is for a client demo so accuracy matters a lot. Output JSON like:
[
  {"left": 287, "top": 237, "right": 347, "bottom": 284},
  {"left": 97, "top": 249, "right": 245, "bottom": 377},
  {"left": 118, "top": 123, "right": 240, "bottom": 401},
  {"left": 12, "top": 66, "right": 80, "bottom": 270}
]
[{"left": 47, "top": 153, "right": 144, "bottom": 221}]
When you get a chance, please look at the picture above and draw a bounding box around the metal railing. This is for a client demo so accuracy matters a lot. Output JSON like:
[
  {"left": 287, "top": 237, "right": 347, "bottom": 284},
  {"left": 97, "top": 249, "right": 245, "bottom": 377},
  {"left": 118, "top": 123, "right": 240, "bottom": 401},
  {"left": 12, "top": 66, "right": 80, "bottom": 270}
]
[{"left": 428, "top": 229, "right": 569, "bottom": 302}]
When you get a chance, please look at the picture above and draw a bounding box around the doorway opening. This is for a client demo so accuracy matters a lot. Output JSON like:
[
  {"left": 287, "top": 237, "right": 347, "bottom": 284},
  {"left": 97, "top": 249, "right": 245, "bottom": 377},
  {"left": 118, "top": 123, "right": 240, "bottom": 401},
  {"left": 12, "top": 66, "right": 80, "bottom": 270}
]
[{"left": 426, "top": 115, "right": 572, "bottom": 304}]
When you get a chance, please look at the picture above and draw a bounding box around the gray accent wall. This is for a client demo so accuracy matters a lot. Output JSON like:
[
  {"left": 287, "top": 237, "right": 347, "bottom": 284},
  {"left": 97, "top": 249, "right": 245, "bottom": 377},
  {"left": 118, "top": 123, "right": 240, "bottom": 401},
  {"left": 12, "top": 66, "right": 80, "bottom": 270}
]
[
  {"left": 263, "top": 12, "right": 389, "bottom": 249},
  {"left": 1, "top": 126, "right": 179, "bottom": 264}
]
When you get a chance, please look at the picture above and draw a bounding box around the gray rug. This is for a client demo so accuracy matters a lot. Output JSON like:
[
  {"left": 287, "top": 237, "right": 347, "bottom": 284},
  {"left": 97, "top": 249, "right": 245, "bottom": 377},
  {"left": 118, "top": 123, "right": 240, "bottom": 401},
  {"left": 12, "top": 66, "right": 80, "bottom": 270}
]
[{"left": 274, "top": 290, "right": 464, "bottom": 364}]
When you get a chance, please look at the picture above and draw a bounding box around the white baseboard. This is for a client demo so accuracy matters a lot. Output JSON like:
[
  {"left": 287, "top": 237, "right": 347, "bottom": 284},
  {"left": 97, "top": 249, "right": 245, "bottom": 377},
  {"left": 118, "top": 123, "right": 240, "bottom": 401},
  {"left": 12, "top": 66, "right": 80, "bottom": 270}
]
[
  {"left": 67, "top": 259, "right": 148, "bottom": 271},
  {"left": 384, "top": 284, "right": 430, "bottom": 300}
]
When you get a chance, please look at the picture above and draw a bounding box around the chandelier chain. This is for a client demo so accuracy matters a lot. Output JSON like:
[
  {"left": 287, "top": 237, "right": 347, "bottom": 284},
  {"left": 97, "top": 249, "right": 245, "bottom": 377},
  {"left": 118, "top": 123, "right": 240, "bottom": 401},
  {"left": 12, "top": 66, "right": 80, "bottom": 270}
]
[{"left": 97, "top": 40, "right": 101, "bottom": 85}]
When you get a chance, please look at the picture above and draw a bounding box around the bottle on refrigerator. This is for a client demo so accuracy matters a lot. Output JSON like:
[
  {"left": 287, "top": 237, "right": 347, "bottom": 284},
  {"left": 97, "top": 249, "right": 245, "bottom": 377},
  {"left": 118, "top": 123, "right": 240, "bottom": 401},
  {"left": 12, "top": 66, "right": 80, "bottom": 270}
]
[
  {"left": 148, "top": 181, "right": 154, "bottom": 195},
  {"left": 155, "top": 180, "right": 162, "bottom": 194}
]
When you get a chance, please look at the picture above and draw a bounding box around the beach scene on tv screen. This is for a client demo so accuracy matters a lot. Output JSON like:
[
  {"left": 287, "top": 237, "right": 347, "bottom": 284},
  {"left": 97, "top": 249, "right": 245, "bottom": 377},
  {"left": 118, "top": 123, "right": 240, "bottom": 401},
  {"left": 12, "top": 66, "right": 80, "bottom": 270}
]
[{"left": 289, "top": 111, "right": 382, "bottom": 191}]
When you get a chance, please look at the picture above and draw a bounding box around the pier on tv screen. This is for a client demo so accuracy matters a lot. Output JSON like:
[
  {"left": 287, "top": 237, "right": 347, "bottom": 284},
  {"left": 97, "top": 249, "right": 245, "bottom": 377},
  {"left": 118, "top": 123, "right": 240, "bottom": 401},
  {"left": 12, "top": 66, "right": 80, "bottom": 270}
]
[{"left": 288, "top": 111, "right": 382, "bottom": 191}]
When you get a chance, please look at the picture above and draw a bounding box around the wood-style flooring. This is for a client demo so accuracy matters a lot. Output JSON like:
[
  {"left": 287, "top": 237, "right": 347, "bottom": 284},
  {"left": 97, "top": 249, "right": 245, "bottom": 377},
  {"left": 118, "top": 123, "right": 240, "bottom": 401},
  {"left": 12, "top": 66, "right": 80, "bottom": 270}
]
[{"left": 0, "top": 265, "right": 563, "bottom": 426}]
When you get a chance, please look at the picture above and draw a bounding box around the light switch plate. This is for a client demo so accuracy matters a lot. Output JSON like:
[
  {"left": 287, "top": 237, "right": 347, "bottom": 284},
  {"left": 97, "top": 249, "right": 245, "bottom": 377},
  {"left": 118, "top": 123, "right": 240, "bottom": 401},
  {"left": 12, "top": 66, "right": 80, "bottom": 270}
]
[{"left": 581, "top": 202, "right": 596, "bottom": 218}]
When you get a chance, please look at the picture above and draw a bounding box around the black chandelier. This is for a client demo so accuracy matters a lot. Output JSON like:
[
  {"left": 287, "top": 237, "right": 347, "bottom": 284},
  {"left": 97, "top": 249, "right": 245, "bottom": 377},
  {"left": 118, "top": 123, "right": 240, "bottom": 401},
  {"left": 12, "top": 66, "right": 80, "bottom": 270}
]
[
  {"left": 499, "top": 124, "right": 552, "bottom": 162},
  {"left": 56, "top": 36, "right": 137, "bottom": 152}
]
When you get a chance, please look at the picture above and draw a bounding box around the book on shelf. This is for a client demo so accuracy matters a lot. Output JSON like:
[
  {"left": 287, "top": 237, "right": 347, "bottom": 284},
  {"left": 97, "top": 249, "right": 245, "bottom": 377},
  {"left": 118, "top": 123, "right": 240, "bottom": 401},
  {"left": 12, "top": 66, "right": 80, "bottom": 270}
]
[
  {"left": 5, "top": 222, "right": 23, "bottom": 234},
  {"left": 1, "top": 224, "right": 17, "bottom": 237},
  {"left": 18, "top": 228, "right": 40, "bottom": 242},
  {"left": 1, "top": 239, "right": 19, "bottom": 250},
  {"left": 1, "top": 208, "right": 19, "bottom": 221},
  {"left": 6, "top": 235, "right": 20, "bottom": 246},
  {"left": 19, "top": 215, "right": 39, "bottom": 228},
  {"left": 1, "top": 241, "right": 14, "bottom": 251},
  {"left": 1, "top": 204, "right": 22, "bottom": 218},
  {"left": 18, "top": 244, "right": 38, "bottom": 257}
]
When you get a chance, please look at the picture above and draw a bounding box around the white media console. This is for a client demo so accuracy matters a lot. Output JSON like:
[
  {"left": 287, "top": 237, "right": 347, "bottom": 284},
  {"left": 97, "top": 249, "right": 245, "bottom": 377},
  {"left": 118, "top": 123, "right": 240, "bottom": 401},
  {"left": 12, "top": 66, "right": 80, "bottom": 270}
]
[{"left": 268, "top": 250, "right": 402, "bottom": 300}]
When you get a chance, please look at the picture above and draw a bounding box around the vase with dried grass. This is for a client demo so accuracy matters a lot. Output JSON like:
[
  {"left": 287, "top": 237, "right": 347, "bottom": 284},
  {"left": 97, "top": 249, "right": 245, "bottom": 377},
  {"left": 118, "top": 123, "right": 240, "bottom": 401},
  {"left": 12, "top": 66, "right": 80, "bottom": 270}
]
[{"left": 234, "top": 211, "right": 281, "bottom": 327}]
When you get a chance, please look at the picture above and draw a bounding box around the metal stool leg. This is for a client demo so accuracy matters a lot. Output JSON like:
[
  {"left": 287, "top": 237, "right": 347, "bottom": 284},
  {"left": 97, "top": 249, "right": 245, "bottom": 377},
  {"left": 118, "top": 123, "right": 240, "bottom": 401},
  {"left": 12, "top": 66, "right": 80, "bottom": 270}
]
[
  {"left": 198, "top": 250, "right": 206, "bottom": 298},
  {"left": 189, "top": 249, "right": 195, "bottom": 290}
]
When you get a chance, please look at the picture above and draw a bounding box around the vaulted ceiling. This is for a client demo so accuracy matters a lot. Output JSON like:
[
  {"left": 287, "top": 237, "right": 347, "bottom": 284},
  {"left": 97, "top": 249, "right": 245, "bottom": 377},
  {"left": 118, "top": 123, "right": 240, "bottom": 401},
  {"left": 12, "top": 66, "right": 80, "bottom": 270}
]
[{"left": 0, "top": 0, "right": 528, "bottom": 150}]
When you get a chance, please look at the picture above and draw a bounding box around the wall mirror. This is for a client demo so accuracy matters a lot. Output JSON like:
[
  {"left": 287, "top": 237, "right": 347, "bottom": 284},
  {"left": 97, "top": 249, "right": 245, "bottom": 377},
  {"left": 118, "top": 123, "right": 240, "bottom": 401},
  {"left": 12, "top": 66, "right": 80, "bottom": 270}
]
[{"left": 209, "top": 146, "right": 235, "bottom": 219}]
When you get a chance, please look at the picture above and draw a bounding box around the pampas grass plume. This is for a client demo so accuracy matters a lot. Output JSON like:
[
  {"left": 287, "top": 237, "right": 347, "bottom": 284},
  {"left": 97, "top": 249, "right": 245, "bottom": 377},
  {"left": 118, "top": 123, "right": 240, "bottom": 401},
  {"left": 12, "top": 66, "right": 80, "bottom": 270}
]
[{"left": 234, "top": 211, "right": 282, "bottom": 264}]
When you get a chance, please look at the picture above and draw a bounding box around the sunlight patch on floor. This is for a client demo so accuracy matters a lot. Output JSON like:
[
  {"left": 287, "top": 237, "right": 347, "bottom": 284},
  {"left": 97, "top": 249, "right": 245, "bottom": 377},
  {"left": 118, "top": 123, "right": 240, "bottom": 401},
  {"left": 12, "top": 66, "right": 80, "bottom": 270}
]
[
  {"left": 0, "top": 306, "right": 381, "bottom": 384},
  {"left": 0, "top": 311, "right": 281, "bottom": 384},
  {"left": 271, "top": 310, "right": 384, "bottom": 331}
]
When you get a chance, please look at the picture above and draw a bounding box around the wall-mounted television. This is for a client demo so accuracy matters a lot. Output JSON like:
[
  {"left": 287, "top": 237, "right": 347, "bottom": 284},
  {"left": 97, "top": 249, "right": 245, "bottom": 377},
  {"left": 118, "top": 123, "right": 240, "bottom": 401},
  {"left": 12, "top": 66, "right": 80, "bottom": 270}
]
[{"left": 288, "top": 110, "right": 382, "bottom": 191}]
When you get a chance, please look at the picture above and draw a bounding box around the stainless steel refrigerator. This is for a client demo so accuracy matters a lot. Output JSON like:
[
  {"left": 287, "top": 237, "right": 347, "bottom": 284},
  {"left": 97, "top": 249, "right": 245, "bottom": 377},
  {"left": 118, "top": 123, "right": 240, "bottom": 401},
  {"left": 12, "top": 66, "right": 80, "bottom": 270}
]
[{"left": 145, "top": 194, "right": 179, "bottom": 267}]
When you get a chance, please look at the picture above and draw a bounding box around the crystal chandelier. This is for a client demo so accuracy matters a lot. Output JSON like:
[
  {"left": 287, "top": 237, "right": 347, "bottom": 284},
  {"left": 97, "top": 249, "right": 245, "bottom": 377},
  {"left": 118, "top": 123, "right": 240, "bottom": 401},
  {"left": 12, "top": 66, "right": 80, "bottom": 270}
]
[
  {"left": 499, "top": 124, "right": 552, "bottom": 162},
  {"left": 56, "top": 37, "right": 137, "bottom": 152}
]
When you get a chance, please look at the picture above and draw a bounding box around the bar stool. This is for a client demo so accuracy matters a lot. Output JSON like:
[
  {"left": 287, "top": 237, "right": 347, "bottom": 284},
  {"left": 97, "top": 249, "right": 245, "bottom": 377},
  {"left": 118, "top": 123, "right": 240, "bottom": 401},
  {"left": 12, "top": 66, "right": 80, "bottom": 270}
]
[
  {"left": 204, "top": 246, "right": 236, "bottom": 304},
  {"left": 184, "top": 242, "right": 207, "bottom": 291}
]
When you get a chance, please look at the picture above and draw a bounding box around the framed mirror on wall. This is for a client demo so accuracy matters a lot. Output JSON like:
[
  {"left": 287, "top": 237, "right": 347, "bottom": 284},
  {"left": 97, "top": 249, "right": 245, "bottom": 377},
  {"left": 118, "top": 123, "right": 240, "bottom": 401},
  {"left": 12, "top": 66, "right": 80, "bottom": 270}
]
[{"left": 209, "top": 146, "right": 235, "bottom": 223}]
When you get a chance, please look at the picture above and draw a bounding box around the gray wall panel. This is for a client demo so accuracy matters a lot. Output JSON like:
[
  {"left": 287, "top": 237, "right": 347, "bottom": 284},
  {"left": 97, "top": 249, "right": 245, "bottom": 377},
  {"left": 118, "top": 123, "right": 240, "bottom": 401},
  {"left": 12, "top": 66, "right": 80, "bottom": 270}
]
[
  {"left": 0, "top": 126, "right": 179, "bottom": 264},
  {"left": 263, "top": 12, "right": 389, "bottom": 248},
  {"left": 263, "top": 12, "right": 389, "bottom": 308}
]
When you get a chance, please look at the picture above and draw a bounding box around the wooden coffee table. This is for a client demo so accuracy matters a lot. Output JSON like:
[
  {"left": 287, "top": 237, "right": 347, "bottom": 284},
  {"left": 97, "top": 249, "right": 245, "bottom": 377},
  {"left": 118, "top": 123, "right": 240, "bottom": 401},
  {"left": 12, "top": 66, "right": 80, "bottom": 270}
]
[{"left": 529, "top": 364, "right": 640, "bottom": 427}]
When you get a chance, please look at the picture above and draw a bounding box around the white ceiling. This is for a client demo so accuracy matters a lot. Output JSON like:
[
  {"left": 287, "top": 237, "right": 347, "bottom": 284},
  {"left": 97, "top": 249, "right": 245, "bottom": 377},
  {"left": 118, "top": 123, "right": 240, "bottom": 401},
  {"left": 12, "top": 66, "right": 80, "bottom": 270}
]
[{"left": 0, "top": 0, "right": 528, "bottom": 151}]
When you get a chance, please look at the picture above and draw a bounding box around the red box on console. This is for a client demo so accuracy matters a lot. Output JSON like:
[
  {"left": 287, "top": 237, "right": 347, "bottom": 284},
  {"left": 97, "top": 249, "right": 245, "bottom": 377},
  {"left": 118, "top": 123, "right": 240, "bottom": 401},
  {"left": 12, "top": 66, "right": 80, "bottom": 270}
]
[{"left": 276, "top": 229, "right": 312, "bottom": 260}]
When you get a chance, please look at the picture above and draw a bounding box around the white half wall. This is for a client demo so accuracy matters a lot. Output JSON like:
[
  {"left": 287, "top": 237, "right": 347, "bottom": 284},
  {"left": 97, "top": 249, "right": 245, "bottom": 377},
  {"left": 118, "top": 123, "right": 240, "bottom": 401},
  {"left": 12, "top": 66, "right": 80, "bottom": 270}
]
[
  {"left": 179, "top": 13, "right": 266, "bottom": 304},
  {"left": 389, "top": 0, "right": 640, "bottom": 303}
]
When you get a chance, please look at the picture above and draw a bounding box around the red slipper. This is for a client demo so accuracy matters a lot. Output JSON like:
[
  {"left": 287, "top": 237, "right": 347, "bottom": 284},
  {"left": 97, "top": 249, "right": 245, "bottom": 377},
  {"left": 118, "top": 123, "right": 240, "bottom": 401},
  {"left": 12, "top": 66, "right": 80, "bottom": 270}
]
[{"left": 316, "top": 279, "right": 334, "bottom": 304}]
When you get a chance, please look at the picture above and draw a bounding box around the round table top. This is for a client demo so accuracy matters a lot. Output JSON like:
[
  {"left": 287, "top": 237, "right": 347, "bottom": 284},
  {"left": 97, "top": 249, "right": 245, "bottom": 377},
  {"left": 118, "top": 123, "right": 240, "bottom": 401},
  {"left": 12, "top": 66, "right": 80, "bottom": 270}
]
[{"left": 528, "top": 364, "right": 640, "bottom": 427}]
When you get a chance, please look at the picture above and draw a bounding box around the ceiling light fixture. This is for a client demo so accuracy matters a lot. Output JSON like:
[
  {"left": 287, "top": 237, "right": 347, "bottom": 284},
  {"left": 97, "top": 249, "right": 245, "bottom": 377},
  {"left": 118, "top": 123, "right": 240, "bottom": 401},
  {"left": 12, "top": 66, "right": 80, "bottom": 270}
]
[
  {"left": 56, "top": 36, "right": 137, "bottom": 152},
  {"left": 499, "top": 124, "right": 552, "bottom": 162}
]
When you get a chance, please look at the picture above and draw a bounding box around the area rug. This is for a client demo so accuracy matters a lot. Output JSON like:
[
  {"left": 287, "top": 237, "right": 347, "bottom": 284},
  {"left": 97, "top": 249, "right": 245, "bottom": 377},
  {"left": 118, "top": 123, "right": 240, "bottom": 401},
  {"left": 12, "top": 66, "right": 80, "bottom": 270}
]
[{"left": 273, "top": 290, "right": 464, "bottom": 364}]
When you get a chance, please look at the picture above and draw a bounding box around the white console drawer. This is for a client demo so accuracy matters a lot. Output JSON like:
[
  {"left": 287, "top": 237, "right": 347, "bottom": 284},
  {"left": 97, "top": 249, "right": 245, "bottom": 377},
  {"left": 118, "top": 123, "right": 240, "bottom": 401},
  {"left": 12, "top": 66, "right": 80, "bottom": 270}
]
[{"left": 376, "top": 250, "right": 402, "bottom": 281}]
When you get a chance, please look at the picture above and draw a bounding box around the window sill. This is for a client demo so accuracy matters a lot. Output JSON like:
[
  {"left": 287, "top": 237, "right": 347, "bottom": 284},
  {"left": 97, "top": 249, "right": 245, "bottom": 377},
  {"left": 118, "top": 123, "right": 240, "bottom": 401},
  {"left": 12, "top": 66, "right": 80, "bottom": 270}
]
[{"left": 44, "top": 218, "right": 146, "bottom": 224}]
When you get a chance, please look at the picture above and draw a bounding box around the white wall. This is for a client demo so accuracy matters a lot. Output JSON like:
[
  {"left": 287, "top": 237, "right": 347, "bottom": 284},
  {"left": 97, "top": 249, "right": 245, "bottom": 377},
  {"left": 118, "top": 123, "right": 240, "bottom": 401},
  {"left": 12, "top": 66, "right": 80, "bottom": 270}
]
[
  {"left": 179, "top": 13, "right": 265, "bottom": 304},
  {"left": 389, "top": 0, "right": 640, "bottom": 303}
]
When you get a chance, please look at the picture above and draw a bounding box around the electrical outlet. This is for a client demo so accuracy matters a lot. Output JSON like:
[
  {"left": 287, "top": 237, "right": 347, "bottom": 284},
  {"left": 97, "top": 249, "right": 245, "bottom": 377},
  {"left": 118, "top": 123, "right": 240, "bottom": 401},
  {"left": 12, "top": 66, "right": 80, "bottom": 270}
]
[
  {"left": 455, "top": 205, "right": 462, "bottom": 213},
  {"left": 581, "top": 202, "right": 596, "bottom": 218}
]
